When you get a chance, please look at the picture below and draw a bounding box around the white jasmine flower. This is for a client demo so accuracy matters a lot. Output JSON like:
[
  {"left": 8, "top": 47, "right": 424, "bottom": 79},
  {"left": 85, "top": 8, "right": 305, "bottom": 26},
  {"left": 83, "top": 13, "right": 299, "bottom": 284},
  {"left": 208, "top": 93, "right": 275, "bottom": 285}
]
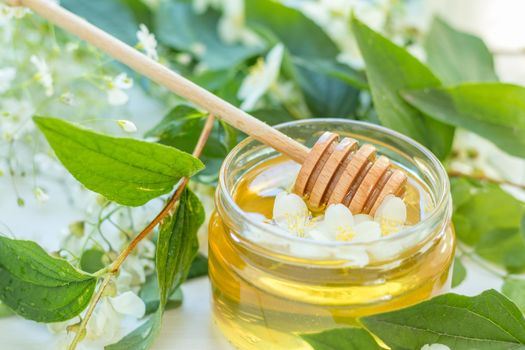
[
  {"left": 65, "top": 42, "right": 80, "bottom": 52},
  {"left": 421, "top": 344, "right": 451, "bottom": 350},
  {"left": 238, "top": 43, "right": 284, "bottom": 111},
  {"left": 48, "top": 291, "right": 145, "bottom": 348},
  {"left": 0, "top": 67, "right": 16, "bottom": 93},
  {"left": 308, "top": 204, "right": 381, "bottom": 242},
  {"left": 175, "top": 53, "right": 192, "bottom": 65},
  {"left": 107, "top": 291, "right": 146, "bottom": 319},
  {"left": 272, "top": 191, "right": 311, "bottom": 237},
  {"left": 218, "top": 0, "right": 261, "bottom": 46},
  {"left": 85, "top": 292, "right": 145, "bottom": 343},
  {"left": 0, "top": 99, "right": 35, "bottom": 141},
  {"left": 12, "top": 6, "right": 30, "bottom": 19},
  {"left": 0, "top": 4, "right": 28, "bottom": 24},
  {"left": 85, "top": 298, "right": 120, "bottom": 341},
  {"left": 450, "top": 129, "right": 525, "bottom": 187},
  {"left": 118, "top": 240, "right": 155, "bottom": 291},
  {"left": 106, "top": 73, "right": 133, "bottom": 106},
  {"left": 33, "top": 186, "right": 49, "bottom": 203},
  {"left": 190, "top": 42, "right": 207, "bottom": 56},
  {"left": 136, "top": 24, "right": 158, "bottom": 60},
  {"left": 193, "top": 0, "right": 221, "bottom": 14},
  {"left": 30, "top": 55, "right": 54, "bottom": 96},
  {"left": 116, "top": 119, "right": 137, "bottom": 133},
  {"left": 374, "top": 195, "right": 407, "bottom": 235}
]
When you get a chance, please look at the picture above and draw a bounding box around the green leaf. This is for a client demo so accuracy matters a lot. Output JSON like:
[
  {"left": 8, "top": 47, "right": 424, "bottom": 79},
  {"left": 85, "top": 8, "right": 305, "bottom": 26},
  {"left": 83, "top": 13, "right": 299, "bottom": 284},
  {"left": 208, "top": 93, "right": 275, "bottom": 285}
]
[
  {"left": 34, "top": 117, "right": 203, "bottom": 207},
  {"left": 79, "top": 248, "right": 105, "bottom": 274},
  {"left": 351, "top": 16, "right": 454, "bottom": 159},
  {"left": 475, "top": 228, "right": 525, "bottom": 273},
  {"left": 105, "top": 308, "right": 162, "bottom": 350},
  {"left": 292, "top": 58, "right": 360, "bottom": 118},
  {"left": 403, "top": 83, "right": 525, "bottom": 158},
  {"left": 450, "top": 177, "right": 474, "bottom": 211},
  {"left": 245, "top": 0, "right": 338, "bottom": 59},
  {"left": 156, "top": 188, "right": 204, "bottom": 305},
  {"left": 362, "top": 290, "right": 525, "bottom": 350},
  {"left": 293, "top": 57, "right": 369, "bottom": 90},
  {"left": 425, "top": 17, "right": 498, "bottom": 84},
  {"left": 119, "top": 0, "right": 153, "bottom": 29},
  {"left": 187, "top": 253, "right": 208, "bottom": 279},
  {"left": 0, "top": 301, "right": 14, "bottom": 318},
  {"left": 250, "top": 107, "right": 295, "bottom": 126},
  {"left": 522, "top": 215, "right": 525, "bottom": 241},
  {"left": 502, "top": 278, "right": 525, "bottom": 313},
  {"left": 108, "top": 188, "right": 203, "bottom": 349},
  {"left": 145, "top": 105, "right": 235, "bottom": 183},
  {"left": 301, "top": 327, "right": 382, "bottom": 350},
  {"left": 155, "top": 0, "right": 262, "bottom": 70},
  {"left": 139, "top": 274, "right": 183, "bottom": 315},
  {"left": 451, "top": 180, "right": 525, "bottom": 245},
  {"left": 62, "top": 0, "right": 138, "bottom": 45},
  {"left": 0, "top": 236, "right": 96, "bottom": 322},
  {"left": 451, "top": 257, "right": 467, "bottom": 288}
]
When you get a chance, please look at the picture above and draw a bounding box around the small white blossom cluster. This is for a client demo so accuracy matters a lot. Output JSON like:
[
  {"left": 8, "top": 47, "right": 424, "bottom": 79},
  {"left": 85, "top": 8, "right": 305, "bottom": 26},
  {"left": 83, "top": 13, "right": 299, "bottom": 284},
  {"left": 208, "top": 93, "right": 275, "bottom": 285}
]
[
  {"left": 105, "top": 73, "right": 134, "bottom": 106},
  {"left": 136, "top": 23, "right": 158, "bottom": 60},
  {"left": 238, "top": 43, "right": 284, "bottom": 111},
  {"left": 297, "top": 0, "right": 426, "bottom": 67},
  {"left": 0, "top": 3, "right": 30, "bottom": 25},
  {"left": 193, "top": 0, "right": 261, "bottom": 46},
  {"left": 272, "top": 191, "right": 407, "bottom": 243},
  {"left": 30, "top": 55, "right": 54, "bottom": 96},
  {"left": 48, "top": 290, "right": 146, "bottom": 349}
]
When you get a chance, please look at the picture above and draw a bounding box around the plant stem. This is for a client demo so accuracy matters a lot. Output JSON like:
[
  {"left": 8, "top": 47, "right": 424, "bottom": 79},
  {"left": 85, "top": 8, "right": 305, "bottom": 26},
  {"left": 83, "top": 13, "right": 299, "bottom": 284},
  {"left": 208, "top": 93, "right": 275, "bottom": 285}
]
[
  {"left": 67, "top": 273, "right": 113, "bottom": 350},
  {"left": 448, "top": 170, "right": 525, "bottom": 190},
  {"left": 68, "top": 114, "right": 215, "bottom": 350},
  {"left": 109, "top": 114, "right": 215, "bottom": 273}
]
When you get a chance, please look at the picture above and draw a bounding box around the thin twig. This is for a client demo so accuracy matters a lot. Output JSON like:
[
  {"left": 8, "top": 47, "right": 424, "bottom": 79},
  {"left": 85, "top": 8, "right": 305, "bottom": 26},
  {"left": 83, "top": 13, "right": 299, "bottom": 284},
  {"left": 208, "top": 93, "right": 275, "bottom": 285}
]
[
  {"left": 448, "top": 170, "right": 525, "bottom": 190},
  {"left": 68, "top": 274, "right": 113, "bottom": 350},
  {"left": 67, "top": 115, "right": 215, "bottom": 350},
  {"left": 109, "top": 114, "right": 215, "bottom": 273}
]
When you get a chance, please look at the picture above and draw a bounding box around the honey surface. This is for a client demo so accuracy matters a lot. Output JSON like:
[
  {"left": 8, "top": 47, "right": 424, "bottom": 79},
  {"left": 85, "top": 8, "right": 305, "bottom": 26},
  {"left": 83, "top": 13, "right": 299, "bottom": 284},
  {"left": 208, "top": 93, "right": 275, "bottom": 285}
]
[{"left": 209, "top": 155, "right": 454, "bottom": 350}]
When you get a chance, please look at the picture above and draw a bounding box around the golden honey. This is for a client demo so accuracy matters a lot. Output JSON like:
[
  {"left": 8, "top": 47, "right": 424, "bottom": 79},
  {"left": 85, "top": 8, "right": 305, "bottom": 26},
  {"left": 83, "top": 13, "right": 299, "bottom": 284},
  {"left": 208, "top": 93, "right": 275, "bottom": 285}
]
[{"left": 209, "top": 119, "right": 454, "bottom": 350}]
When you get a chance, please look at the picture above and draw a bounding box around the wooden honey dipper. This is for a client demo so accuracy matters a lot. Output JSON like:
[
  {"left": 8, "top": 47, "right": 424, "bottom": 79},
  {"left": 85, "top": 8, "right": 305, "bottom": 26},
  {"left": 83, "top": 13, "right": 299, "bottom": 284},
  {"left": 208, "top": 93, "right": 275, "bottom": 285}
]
[{"left": 7, "top": 0, "right": 407, "bottom": 215}]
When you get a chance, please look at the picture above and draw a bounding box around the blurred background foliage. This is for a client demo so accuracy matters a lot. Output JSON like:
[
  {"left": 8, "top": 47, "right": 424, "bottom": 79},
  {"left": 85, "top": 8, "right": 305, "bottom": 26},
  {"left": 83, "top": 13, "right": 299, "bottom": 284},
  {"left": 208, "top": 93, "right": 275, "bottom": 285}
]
[{"left": 1, "top": 0, "right": 525, "bottom": 347}]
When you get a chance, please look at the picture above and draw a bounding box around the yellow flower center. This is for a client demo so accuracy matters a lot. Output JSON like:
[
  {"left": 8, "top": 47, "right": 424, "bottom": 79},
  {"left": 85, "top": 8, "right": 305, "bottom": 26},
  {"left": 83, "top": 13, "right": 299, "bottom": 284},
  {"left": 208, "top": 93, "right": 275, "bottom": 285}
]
[
  {"left": 335, "top": 226, "right": 355, "bottom": 242},
  {"left": 379, "top": 218, "right": 403, "bottom": 236}
]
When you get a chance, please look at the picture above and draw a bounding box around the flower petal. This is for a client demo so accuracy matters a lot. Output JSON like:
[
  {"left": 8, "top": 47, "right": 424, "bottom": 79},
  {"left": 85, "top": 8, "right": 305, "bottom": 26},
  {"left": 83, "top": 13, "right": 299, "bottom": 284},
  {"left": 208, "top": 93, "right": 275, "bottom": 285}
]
[
  {"left": 113, "top": 73, "right": 133, "bottom": 89},
  {"left": 353, "top": 221, "right": 381, "bottom": 242},
  {"left": 109, "top": 291, "right": 146, "bottom": 318},
  {"left": 238, "top": 43, "right": 283, "bottom": 111},
  {"left": 354, "top": 213, "right": 372, "bottom": 224},
  {"left": 107, "top": 88, "right": 128, "bottom": 106},
  {"left": 272, "top": 191, "right": 309, "bottom": 235},
  {"left": 325, "top": 204, "right": 354, "bottom": 230},
  {"left": 273, "top": 191, "right": 308, "bottom": 221},
  {"left": 117, "top": 119, "right": 138, "bottom": 133},
  {"left": 421, "top": 344, "right": 451, "bottom": 350},
  {"left": 374, "top": 195, "right": 407, "bottom": 223},
  {"left": 336, "top": 246, "right": 370, "bottom": 267},
  {"left": 86, "top": 298, "right": 120, "bottom": 341}
]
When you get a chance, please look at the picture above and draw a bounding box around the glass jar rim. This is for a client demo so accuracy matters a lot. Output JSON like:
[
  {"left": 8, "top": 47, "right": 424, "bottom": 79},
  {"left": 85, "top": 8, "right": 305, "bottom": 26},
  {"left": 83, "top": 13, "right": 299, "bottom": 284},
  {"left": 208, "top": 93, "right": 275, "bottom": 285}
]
[{"left": 218, "top": 118, "right": 450, "bottom": 248}]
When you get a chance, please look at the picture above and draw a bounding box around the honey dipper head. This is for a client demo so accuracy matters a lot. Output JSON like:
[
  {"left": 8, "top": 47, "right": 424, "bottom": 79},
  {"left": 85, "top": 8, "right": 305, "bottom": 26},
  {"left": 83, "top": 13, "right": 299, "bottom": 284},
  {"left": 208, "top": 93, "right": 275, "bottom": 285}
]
[{"left": 293, "top": 131, "right": 407, "bottom": 214}]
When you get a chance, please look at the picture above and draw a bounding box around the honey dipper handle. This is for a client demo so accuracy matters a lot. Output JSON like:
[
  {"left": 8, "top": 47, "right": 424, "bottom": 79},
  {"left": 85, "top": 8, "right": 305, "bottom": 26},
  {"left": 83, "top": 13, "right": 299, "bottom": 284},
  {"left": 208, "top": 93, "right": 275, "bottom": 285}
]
[{"left": 7, "top": 0, "right": 309, "bottom": 163}]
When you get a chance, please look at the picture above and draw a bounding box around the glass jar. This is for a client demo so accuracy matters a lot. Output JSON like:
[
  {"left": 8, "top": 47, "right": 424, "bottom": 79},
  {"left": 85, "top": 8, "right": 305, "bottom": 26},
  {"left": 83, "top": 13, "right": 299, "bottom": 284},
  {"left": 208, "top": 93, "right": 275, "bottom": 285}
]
[{"left": 208, "top": 119, "right": 454, "bottom": 350}]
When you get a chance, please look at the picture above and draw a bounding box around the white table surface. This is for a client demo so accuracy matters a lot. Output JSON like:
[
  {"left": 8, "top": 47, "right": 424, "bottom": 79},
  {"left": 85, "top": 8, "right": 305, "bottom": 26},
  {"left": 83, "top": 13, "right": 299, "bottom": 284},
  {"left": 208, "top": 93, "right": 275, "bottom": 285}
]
[{"left": 2, "top": 0, "right": 525, "bottom": 349}]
